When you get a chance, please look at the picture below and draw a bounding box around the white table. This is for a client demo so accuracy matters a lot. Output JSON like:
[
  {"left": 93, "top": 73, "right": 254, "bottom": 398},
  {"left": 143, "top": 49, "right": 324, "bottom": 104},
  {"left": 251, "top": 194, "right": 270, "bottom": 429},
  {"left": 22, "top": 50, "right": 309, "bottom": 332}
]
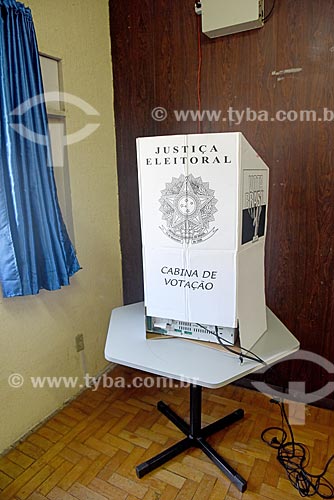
[{"left": 105, "top": 302, "right": 299, "bottom": 492}]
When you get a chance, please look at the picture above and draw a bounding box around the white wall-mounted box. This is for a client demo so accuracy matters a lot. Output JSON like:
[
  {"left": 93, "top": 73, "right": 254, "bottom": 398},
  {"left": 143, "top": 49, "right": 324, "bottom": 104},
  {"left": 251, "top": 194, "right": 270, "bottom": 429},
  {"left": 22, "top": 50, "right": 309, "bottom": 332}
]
[
  {"left": 202, "top": 0, "right": 264, "bottom": 38},
  {"left": 136, "top": 132, "right": 269, "bottom": 350}
]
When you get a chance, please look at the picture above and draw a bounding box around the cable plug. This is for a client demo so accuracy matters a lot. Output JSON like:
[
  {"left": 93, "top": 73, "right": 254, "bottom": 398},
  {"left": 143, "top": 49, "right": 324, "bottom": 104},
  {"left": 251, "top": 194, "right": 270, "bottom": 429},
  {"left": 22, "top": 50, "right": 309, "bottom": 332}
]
[{"left": 194, "top": 2, "right": 202, "bottom": 15}]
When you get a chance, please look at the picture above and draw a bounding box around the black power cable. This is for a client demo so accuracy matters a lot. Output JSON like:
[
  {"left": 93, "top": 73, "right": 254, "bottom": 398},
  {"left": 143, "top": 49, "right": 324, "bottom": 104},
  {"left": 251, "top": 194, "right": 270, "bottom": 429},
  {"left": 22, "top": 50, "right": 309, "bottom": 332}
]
[
  {"left": 262, "top": 399, "right": 334, "bottom": 498},
  {"left": 196, "top": 323, "right": 265, "bottom": 365},
  {"left": 264, "top": 0, "right": 276, "bottom": 23}
]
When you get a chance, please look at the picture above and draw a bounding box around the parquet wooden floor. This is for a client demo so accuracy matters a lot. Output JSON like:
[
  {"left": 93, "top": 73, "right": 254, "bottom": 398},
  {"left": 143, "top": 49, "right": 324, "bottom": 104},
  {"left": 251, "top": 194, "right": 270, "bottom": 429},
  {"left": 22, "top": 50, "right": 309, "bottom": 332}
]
[{"left": 1, "top": 365, "right": 333, "bottom": 500}]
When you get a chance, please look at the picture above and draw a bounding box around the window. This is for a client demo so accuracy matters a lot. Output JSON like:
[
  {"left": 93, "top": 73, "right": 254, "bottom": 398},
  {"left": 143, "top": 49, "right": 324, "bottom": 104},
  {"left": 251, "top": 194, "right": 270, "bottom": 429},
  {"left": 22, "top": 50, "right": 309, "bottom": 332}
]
[{"left": 40, "top": 54, "right": 75, "bottom": 243}]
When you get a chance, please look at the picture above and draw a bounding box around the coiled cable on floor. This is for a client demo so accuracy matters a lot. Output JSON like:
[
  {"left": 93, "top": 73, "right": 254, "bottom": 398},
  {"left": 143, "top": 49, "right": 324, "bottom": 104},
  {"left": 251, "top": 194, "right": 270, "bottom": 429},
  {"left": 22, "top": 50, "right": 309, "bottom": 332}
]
[{"left": 261, "top": 399, "right": 334, "bottom": 498}]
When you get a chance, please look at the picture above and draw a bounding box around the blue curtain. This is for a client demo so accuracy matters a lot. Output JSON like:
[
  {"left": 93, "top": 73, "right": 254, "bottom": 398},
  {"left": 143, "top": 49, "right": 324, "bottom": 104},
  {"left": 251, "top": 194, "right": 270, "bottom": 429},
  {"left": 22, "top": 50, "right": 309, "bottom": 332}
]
[{"left": 0, "top": 0, "right": 80, "bottom": 297}]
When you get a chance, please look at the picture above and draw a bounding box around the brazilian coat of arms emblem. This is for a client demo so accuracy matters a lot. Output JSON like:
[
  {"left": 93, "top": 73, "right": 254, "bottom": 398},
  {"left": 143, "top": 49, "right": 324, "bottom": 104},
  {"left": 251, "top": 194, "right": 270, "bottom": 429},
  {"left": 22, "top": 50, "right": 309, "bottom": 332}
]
[{"left": 159, "top": 174, "right": 218, "bottom": 244}]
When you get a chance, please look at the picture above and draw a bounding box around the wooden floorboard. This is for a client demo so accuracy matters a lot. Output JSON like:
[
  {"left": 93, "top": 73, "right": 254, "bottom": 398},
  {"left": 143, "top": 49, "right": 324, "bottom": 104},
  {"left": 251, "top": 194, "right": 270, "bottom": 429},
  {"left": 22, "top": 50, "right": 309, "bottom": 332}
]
[{"left": 1, "top": 365, "right": 334, "bottom": 499}]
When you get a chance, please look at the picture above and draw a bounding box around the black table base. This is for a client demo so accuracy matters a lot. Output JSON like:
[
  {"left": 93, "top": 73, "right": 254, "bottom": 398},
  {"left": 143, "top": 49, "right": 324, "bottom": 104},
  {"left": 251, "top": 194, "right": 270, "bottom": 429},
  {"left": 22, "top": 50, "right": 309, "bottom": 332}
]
[{"left": 135, "top": 384, "right": 247, "bottom": 493}]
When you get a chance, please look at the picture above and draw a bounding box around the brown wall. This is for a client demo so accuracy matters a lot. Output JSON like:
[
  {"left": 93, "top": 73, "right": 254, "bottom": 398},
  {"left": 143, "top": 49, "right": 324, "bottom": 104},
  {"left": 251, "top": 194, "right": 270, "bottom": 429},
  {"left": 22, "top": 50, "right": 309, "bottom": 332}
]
[{"left": 110, "top": 0, "right": 334, "bottom": 400}]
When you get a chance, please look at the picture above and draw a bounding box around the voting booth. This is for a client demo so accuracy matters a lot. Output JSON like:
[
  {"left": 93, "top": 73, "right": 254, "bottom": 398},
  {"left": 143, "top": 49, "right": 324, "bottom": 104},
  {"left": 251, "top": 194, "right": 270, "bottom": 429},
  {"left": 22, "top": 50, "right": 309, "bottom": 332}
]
[{"left": 136, "top": 132, "right": 269, "bottom": 350}]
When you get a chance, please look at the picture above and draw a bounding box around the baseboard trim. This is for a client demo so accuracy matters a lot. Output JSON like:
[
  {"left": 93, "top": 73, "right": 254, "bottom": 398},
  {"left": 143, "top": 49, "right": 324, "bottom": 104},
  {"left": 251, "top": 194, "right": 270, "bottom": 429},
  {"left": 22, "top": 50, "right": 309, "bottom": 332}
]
[{"left": 233, "top": 377, "right": 334, "bottom": 411}]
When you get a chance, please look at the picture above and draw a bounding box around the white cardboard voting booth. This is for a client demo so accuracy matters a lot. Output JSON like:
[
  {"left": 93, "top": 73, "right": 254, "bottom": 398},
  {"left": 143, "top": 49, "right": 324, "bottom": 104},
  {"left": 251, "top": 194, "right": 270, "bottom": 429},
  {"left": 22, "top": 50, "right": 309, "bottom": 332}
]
[{"left": 136, "top": 132, "right": 269, "bottom": 350}]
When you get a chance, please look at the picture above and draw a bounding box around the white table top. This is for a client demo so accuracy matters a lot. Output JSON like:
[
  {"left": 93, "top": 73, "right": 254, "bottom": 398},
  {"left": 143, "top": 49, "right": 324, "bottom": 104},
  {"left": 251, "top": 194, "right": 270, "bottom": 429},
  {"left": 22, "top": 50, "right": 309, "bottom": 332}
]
[{"left": 105, "top": 302, "right": 300, "bottom": 388}]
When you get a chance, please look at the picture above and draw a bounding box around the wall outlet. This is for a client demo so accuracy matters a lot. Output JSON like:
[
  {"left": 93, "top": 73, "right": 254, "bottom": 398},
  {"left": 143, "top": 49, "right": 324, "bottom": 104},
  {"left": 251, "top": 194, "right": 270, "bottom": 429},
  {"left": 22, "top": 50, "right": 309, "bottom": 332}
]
[{"left": 75, "top": 334, "right": 85, "bottom": 352}]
